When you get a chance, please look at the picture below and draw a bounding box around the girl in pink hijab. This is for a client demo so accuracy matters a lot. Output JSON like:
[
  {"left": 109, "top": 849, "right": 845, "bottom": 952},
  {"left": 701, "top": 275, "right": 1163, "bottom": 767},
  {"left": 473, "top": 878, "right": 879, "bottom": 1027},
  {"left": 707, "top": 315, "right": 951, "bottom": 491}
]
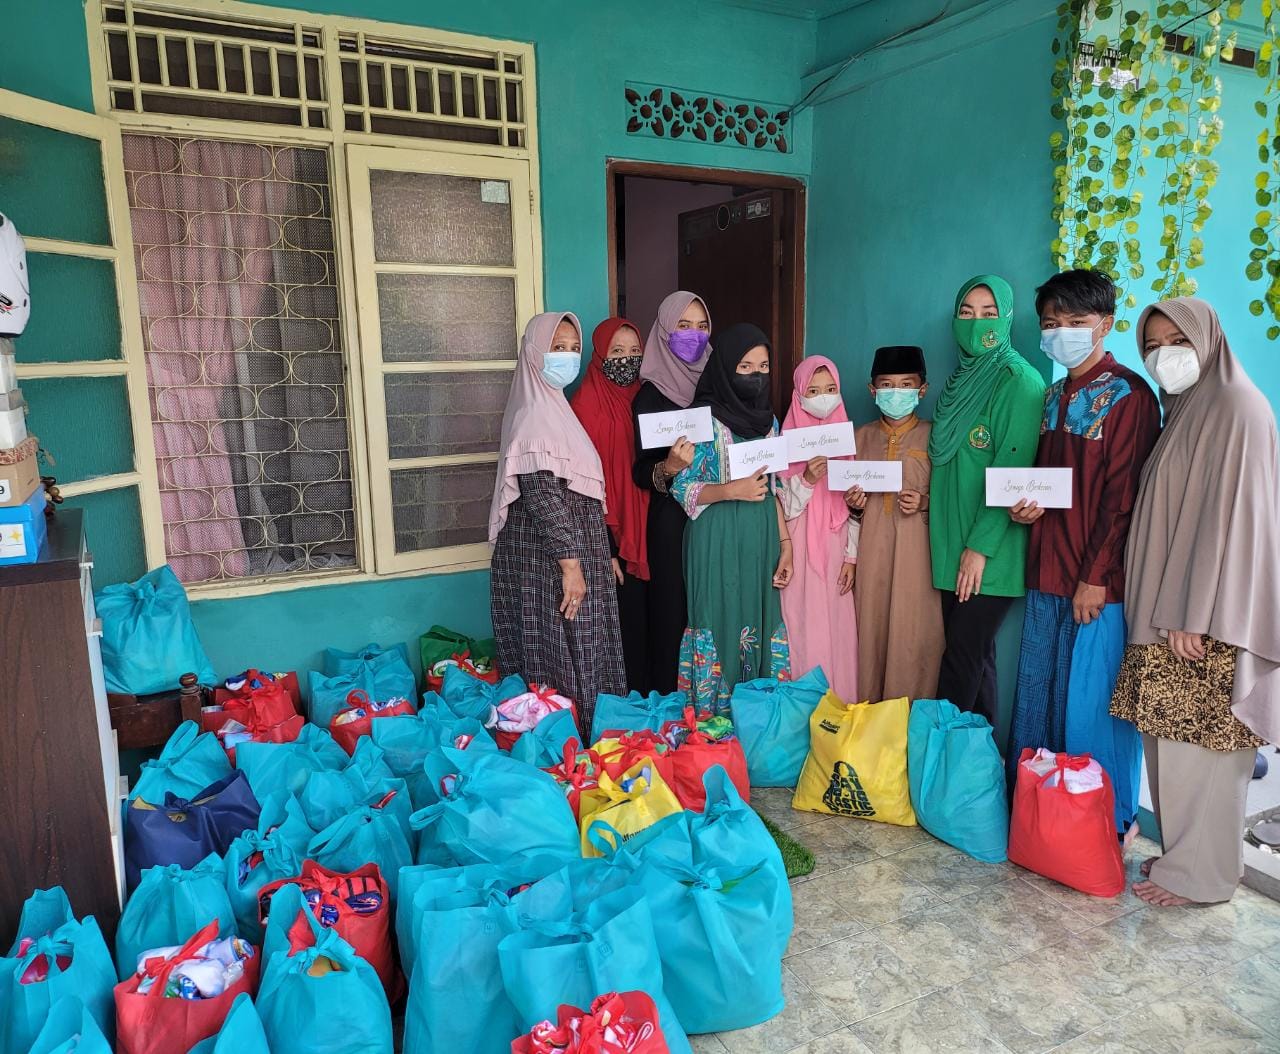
[
  {"left": 489, "top": 312, "right": 626, "bottom": 734},
  {"left": 777, "top": 356, "right": 859, "bottom": 699}
]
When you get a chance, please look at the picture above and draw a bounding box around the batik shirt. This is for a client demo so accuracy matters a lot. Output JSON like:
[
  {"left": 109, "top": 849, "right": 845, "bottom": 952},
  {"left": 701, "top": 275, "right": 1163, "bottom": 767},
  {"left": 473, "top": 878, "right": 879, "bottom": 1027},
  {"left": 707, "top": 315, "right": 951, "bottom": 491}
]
[{"left": 1026, "top": 353, "right": 1160, "bottom": 603}]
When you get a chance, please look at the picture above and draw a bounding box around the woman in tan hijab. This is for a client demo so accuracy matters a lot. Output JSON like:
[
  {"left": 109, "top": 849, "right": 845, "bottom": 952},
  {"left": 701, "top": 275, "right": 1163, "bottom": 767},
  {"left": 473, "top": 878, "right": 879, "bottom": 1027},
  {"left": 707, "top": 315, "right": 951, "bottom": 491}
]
[{"left": 1111, "top": 297, "right": 1280, "bottom": 906}]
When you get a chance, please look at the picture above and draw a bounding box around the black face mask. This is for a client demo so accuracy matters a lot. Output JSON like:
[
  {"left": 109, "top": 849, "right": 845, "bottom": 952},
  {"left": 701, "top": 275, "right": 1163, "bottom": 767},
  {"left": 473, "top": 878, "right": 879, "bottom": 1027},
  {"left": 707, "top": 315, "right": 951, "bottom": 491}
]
[
  {"left": 601, "top": 355, "right": 642, "bottom": 387},
  {"left": 730, "top": 371, "right": 769, "bottom": 401}
]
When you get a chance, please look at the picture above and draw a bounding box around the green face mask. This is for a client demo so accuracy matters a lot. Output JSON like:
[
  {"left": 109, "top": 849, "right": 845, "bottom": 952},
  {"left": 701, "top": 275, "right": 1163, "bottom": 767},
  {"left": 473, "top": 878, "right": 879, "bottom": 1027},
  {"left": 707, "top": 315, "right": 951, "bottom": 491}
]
[{"left": 952, "top": 316, "right": 1012, "bottom": 358}]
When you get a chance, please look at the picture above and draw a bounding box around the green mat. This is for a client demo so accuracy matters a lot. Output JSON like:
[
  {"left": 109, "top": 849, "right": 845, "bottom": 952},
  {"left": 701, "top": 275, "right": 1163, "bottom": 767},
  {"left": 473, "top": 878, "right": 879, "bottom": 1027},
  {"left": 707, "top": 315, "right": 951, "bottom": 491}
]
[{"left": 756, "top": 811, "right": 816, "bottom": 879}]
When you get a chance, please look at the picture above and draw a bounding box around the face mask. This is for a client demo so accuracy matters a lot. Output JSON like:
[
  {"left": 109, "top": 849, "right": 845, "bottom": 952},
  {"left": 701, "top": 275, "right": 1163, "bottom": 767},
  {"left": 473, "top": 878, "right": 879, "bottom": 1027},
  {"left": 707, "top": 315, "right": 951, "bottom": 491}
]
[
  {"left": 668, "top": 328, "right": 710, "bottom": 364},
  {"left": 601, "top": 355, "right": 641, "bottom": 387},
  {"left": 541, "top": 352, "right": 580, "bottom": 389},
  {"left": 1040, "top": 326, "right": 1097, "bottom": 368},
  {"left": 800, "top": 393, "right": 841, "bottom": 419},
  {"left": 731, "top": 372, "right": 769, "bottom": 401},
  {"left": 874, "top": 388, "right": 920, "bottom": 420},
  {"left": 1145, "top": 344, "right": 1200, "bottom": 395},
  {"left": 953, "top": 316, "right": 1011, "bottom": 358}
]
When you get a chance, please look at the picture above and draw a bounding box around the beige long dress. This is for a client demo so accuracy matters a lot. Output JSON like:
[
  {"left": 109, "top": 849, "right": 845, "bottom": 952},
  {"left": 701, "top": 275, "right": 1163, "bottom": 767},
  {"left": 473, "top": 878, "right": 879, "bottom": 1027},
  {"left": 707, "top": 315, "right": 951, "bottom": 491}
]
[{"left": 852, "top": 416, "right": 945, "bottom": 702}]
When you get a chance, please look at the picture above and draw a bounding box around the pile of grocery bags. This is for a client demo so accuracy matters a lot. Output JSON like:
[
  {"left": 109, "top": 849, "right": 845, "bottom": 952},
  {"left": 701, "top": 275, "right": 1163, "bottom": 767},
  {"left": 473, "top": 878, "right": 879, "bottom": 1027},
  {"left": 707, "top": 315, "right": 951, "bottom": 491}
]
[{"left": 4, "top": 631, "right": 794, "bottom": 1053}]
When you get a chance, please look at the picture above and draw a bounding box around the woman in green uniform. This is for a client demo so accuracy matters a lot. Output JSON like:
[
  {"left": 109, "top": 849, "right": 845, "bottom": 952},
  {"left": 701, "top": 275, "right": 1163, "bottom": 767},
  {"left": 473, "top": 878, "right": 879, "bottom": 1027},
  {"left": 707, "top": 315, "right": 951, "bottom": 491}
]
[{"left": 929, "top": 274, "right": 1045, "bottom": 726}]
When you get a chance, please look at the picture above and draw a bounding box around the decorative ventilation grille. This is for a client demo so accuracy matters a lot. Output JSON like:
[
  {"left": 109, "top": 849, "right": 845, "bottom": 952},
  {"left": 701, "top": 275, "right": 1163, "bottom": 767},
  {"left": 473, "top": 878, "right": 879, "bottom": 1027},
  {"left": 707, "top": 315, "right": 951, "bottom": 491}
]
[
  {"left": 624, "top": 83, "right": 790, "bottom": 153},
  {"left": 100, "top": 2, "right": 529, "bottom": 147},
  {"left": 338, "top": 33, "right": 526, "bottom": 147},
  {"left": 122, "top": 132, "right": 357, "bottom": 585}
]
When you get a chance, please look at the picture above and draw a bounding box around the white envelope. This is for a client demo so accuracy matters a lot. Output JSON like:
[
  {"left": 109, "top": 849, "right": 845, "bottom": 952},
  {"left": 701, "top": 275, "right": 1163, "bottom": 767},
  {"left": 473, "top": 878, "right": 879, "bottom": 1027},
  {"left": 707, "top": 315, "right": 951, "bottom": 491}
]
[
  {"left": 727, "top": 436, "right": 790, "bottom": 480},
  {"left": 826, "top": 459, "right": 902, "bottom": 492},
  {"left": 785, "top": 421, "right": 856, "bottom": 462},
  {"left": 637, "top": 405, "right": 714, "bottom": 449},
  {"left": 985, "top": 467, "right": 1073, "bottom": 508}
]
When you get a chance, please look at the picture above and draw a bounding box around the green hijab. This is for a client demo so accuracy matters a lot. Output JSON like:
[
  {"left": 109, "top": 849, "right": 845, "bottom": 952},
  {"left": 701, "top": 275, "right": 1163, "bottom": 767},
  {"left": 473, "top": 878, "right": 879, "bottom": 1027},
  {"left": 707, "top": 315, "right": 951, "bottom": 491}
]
[{"left": 928, "top": 273, "right": 1022, "bottom": 465}]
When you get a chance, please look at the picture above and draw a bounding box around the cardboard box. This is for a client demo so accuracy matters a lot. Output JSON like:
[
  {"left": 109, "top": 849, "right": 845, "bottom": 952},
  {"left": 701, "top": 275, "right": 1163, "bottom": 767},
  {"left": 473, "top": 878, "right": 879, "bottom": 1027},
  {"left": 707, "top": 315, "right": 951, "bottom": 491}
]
[
  {"left": 0, "top": 486, "right": 47, "bottom": 566},
  {"left": 0, "top": 406, "right": 25, "bottom": 448},
  {"left": 0, "top": 389, "right": 23, "bottom": 412},
  {"left": 0, "top": 449, "right": 38, "bottom": 507}
]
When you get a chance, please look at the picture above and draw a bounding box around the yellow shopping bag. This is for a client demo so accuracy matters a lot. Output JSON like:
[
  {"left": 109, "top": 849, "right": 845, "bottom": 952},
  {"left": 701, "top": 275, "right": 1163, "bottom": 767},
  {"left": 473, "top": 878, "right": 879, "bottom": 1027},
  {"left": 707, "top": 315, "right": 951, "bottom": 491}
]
[
  {"left": 792, "top": 692, "right": 916, "bottom": 826},
  {"left": 578, "top": 757, "right": 683, "bottom": 857}
]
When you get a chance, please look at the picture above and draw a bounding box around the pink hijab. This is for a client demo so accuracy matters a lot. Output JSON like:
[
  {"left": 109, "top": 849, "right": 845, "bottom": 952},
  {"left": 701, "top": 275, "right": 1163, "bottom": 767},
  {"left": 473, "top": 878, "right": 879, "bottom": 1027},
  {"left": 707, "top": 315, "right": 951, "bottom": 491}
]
[
  {"left": 638, "top": 290, "right": 712, "bottom": 407},
  {"left": 488, "top": 312, "right": 606, "bottom": 543},
  {"left": 781, "top": 356, "right": 851, "bottom": 573}
]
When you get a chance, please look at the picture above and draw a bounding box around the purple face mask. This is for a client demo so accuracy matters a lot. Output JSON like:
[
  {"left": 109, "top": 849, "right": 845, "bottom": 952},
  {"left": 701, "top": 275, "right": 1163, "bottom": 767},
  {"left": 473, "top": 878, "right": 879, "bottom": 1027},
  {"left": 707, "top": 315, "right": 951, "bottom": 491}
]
[{"left": 668, "top": 328, "right": 710, "bottom": 364}]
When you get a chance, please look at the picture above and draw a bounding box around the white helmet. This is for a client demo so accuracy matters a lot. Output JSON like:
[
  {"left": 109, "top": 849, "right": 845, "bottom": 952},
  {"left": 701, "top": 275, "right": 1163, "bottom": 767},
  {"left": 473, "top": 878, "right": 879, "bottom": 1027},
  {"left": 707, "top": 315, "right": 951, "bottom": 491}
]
[{"left": 0, "top": 214, "right": 30, "bottom": 338}]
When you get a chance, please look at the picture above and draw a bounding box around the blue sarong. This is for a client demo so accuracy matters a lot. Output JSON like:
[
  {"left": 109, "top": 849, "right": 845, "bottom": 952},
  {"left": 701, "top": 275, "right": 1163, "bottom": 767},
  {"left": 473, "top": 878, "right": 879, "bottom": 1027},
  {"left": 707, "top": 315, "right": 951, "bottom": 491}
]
[{"left": 1008, "top": 589, "right": 1141, "bottom": 833}]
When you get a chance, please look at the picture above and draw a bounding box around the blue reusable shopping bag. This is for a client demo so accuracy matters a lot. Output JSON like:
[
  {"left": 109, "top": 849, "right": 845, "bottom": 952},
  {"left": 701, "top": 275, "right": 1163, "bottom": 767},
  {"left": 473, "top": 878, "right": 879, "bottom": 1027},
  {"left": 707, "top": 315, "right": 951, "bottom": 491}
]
[
  {"left": 323, "top": 641, "right": 413, "bottom": 679},
  {"left": 439, "top": 666, "right": 527, "bottom": 723},
  {"left": 731, "top": 667, "right": 829, "bottom": 786},
  {"left": 257, "top": 884, "right": 393, "bottom": 1054},
  {"left": 507, "top": 708, "right": 580, "bottom": 767},
  {"left": 298, "top": 739, "right": 398, "bottom": 832},
  {"left": 410, "top": 747, "right": 578, "bottom": 869},
  {"left": 125, "top": 771, "right": 261, "bottom": 891},
  {"left": 370, "top": 709, "right": 497, "bottom": 809},
  {"left": 690, "top": 767, "right": 793, "bottom": 945},
  {"left": 589, "top": 690, "right": 689, "bottom": 743},
  {"left": 496, "top": 884, "right": 693, "bottom": 1054},
  {"left": 1, "top": 889, "right": 116, "bottom": 1054},
  {"left": 114, "top": 855, "right": 234, "bottom": 979},
  {"left": 235, "top": 723, "right": 348, "bottom": 800},
  {"left": 306, "top": 794, "right": 414, "bottom": 899},
  {"left": 401, "top": 870, "right": 570, "bottom": 1054},
  {"left": 222, "top": 797, "right": 312, "bottom": 943},
  {"left": 907, "top": 699, "right": 1009, "bottom": 863},
  {"left": 95, "top": 565, "right": 216, "bottom": 695},
  {"left": 26, "top": 997, "right": 112, "bottom": 1054},
  {"left": 130, "top": 722, "right": 232, "bottom": 804},
  {"left": 185, "top": 993, "right": 269, "bottom": 1054},
  {"left": 641, "top": 856, "right": 787, "bottom": 1033}
]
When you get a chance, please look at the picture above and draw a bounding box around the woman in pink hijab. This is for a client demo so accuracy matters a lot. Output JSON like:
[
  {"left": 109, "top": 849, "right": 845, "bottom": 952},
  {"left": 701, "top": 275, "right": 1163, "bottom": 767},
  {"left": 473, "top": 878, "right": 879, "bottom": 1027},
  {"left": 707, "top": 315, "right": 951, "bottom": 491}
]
[
  {"left": 489, "top": 312, "right": 626, "bottom": 734},
  {"left": 629, "top": 290, "right": 713, "bottom": 692},
  {"left": 777, "top": 356, "right": 859, "bottom": 699}
]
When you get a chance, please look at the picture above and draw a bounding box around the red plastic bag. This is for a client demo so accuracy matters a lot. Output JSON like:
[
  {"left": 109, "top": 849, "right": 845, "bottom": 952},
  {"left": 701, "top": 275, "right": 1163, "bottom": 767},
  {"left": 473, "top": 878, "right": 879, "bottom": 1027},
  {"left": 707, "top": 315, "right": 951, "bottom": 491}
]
[
  {"left": 425, "top": 650, "right": 500, "bottom": 694},
  {"left": 1007, "top": 749, "right": 1124, "bottom": 897},
  {"left": 492, "top": 684, "right": 577, "bottom": 752},
  {"left": 511, "top": 991, "right": 668, "bottom": 1053},
  {"left": 542, "top": 740, "right": 602, "bottom": 816},
  {"left": 257, "top": 859, "right": 401, "bottom": 1000},
  {"left": 202, "top": 708, "right": 305, "bottom": 763},
  {"left": 213, "top": 669, "right": 301, "bottom": 716},
  {"left": 660, "top": 708, "right": 750, "bottom": 811},
  {"left": 114, "top": 921, "right": 260, "bottom": 1054},
  {"left": 329, "top": 688, "right": 416, "bottom": 755}
]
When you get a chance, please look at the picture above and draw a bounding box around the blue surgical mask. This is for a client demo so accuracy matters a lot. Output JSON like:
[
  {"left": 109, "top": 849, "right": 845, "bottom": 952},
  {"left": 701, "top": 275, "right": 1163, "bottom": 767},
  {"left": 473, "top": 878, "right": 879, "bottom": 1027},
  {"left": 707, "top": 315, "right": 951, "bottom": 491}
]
[
  {"left": 541, "top": 352, "right": 581, "bottom": 389},
  {"left": 874, "top": 388, "right": 920, "bottom": 420},
  {"left": 1040, "top": 326, "right": 1096, "bottom": 368}
]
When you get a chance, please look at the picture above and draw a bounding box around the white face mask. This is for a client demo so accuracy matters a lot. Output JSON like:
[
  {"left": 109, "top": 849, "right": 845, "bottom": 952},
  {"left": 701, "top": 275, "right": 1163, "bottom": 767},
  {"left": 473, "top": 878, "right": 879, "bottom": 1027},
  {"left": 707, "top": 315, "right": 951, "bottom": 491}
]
[
  {"left": 1039, "top": 326, "right": 1097, "bottom": 369},
  {"left": 800, "top": 393, "right": 841, "bottom": 419},
  {"left": 1144, "top": 344, "right": 1200, "bottom": 395}
]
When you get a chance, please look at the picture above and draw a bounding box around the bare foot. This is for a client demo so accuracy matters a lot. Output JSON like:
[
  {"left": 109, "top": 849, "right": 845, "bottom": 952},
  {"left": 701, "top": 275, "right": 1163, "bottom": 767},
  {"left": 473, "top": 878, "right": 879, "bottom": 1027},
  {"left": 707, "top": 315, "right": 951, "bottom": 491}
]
[
  {"left": 1134, "top": 879, "right": 1194, "bottom": 907},
  {"left": 1140, "top": 856, "right": 1158, "bottom": 877},
  {"left": 1122, "top": 822, "right": 1140, "bottom": 852}
]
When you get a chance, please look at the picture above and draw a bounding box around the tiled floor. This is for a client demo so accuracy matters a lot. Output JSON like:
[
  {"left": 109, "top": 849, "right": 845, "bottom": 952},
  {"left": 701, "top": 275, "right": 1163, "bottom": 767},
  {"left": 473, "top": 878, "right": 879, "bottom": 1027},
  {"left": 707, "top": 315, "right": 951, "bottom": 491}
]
[{"left": 698, "top": 788, "right": 1280, "bottom": 1054}]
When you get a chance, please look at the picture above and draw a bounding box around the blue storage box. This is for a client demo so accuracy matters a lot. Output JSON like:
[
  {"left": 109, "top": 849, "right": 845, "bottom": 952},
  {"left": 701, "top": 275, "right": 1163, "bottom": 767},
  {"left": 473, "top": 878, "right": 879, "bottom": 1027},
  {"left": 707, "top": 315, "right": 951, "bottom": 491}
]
[{"left": 0, "top": 485, "right": 47, "bottom": 565}]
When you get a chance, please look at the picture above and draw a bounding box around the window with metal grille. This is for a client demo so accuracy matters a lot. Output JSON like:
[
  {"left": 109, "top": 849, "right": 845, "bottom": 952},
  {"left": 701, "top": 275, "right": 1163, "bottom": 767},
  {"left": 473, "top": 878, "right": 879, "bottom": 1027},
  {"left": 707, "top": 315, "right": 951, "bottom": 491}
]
[
  {"left": 100, "top": 0, "right": 529, "bottom": 147},
  {"left": 122, "top": 132, "right": 357, "bottom": 585}
]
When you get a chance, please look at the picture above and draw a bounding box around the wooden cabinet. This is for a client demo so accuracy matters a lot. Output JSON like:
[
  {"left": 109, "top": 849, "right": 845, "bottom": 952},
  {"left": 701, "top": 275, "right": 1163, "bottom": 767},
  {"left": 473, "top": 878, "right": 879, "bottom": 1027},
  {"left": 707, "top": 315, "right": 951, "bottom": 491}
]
[{"left": 0, "top": 509, "right": 124, "bottom": 946}]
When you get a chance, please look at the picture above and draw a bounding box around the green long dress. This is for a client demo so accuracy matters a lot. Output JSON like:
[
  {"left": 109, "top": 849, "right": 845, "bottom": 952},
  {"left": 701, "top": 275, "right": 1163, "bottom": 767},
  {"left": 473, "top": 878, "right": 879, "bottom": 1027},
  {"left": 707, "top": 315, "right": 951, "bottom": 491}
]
[{"left": 672, "top": 419, "right": 791, "bottom": 710}]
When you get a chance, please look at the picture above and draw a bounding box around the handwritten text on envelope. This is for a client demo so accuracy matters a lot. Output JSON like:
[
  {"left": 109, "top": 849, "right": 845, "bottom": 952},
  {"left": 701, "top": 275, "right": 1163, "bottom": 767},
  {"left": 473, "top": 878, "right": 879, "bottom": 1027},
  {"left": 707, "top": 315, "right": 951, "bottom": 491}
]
[
  {"left": 984, "top": 467, "right": 1073, "bottom": 508},
  {"left": 636, "top": 406, "right": 714, "bottom": 449}
]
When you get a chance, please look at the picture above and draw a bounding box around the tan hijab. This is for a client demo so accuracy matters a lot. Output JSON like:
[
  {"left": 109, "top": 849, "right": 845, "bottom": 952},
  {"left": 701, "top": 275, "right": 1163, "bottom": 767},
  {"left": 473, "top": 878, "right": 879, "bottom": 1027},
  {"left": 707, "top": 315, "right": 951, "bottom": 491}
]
[{"left": 1125, "top": 297, "right": 1280, "bottom": 743}]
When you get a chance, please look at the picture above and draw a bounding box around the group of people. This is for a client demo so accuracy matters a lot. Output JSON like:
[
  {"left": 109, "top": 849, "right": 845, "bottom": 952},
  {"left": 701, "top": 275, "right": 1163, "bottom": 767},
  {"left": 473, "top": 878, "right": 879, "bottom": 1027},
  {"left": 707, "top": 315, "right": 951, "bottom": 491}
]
[{"left": 485, "top": 269, "right": 1280, "bottom": 909}]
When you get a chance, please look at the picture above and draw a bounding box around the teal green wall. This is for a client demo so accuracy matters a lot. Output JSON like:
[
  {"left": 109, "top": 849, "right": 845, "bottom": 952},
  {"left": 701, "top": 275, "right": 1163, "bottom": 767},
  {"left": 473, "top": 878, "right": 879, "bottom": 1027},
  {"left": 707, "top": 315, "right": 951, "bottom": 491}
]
[
  {"left": 6, "top": 0, "right": 815, "bottom": 681},
  {"left": 804, "top": 0, "right": 1060, "bottom": 737}
]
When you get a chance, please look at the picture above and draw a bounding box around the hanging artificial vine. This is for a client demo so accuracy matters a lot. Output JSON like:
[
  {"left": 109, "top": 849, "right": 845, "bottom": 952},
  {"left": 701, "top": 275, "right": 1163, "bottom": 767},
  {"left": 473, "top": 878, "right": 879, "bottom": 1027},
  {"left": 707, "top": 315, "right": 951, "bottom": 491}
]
[
  {"left": 1050, "top": 2, "right": 1239, "bottom": 327},
  {"left": 1247, "top": 1, "right": 1280, "bottom": 337}
]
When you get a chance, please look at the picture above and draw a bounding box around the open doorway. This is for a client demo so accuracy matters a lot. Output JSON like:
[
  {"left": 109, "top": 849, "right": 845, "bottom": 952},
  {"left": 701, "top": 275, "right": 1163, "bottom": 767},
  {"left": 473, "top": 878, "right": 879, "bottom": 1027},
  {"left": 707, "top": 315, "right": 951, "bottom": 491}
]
[{"left": 606, "top": 160, "right": 806, "bottom": 412}]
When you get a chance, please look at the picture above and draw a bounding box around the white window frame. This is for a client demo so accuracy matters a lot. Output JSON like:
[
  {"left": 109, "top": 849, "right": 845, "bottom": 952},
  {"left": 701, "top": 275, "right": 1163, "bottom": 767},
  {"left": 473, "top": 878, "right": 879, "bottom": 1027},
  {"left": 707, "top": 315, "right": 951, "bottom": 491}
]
[{"left": 78, "top": 0, "right": 543, "bottom": 599}]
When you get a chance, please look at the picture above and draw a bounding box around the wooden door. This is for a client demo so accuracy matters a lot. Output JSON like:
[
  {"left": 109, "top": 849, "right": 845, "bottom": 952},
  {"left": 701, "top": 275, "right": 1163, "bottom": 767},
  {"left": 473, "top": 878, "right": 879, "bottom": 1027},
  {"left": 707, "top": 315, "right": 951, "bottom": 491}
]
[{"left": 677, "top": 189, "right": 794, "bottom": 412}]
